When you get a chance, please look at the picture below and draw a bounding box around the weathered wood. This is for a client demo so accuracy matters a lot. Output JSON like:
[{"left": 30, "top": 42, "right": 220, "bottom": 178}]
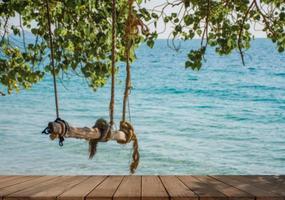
[
  {"left": 197, "top": 176, "right": 254, "bottom": 200},
  {"left": 29, "top": 176, "right": 88, "bottom": 200},
  {"left": 178, "top": 176, "right": 227, "bottom": 200},
  {"left": 1, "top": 176, "right": 285, "bottom": 200},
  {"left": 0, "top": 176, "right": 56, "bottom": 198},
  {"left": 142, "top": 176, "right": 168, "bottom": 200},
  {"left": 49, "top": 122, "right": 127, "bottom": 142},
  {"left": 230, "top": 176, "right": 285, "bottom": 196},
  {"left": 0, "top": 177, "right": 16, "bottom": 182},
  {"left": 0, "top": 177, "right": 23, "bottom": 185},
  {"left": 212, "top": 176, "right": 283, "bottom": 200},
  {"left": 87, "top": 176, "right": 124, "bottom": 200},
  {"left": 6, "top": 176, "right": 72, "bottom": 200},
  {"left": 160, "top": 176, "right": 198, "bottom": 200},
  {"left": 0, "top": 176, "right": 35, "bottom": 189},
  {"left": 113, "top": 176, "right": 141, "bottom": 200},
  {"left": 59, "top": 176, "right": 106, "bottom": 200}
]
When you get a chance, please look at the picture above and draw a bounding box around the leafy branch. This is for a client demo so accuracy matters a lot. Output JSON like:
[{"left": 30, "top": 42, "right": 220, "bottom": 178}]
[{"left": 0, "top": 0, "right": 284, "bottom": 95}]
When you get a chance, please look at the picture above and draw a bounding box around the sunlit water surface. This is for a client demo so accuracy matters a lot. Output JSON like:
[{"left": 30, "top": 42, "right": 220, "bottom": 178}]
[{"left": 0, "top": 39, "right": 285, "bottom": 175}]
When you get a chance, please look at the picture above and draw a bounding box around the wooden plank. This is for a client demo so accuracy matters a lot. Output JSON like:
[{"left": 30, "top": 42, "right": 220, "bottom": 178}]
[
  {"left": 142, "top": 176, "right": 169, "bottom": 200},
  {"left": 0, "top": 177, "right": 16, "bottom": 183},
  {"left": 232, "top": 176, "right": 285, "bottom": 196},
  {"left": 160, "top": 176, "right": 197, "bottom": 200},
  {"left": 113, "top": 176, "right": 141, "bottom": 200},
  {"left": 87, "top": 176, "right": 124, "bottom": 200},
  {"left": 0, "top": 176, "right": 35, "bottom": 189},
  {"left": 6, "top": 176, "right": 71, "bottom": 200},
  {"left": 0, "top": 175, "right": 284, "bottom": 200},
  {"left": 0, "top": 177, "right": 23, "bottom": 185},
  {"left": 0, "top": 176, "right": 56, "bottom": 198},
  {"left": 59, "top": 176, "right": 106, "bottom": 200},
  {"left": 28, "top": 176, "right": 88, "bottom": 200},
  {"left": 212, "top": 176, "right": 283, "bottom": 200},
  {"left": 276, "top": 175, "right": 285, "bottom": 182},
  {"left": 178, "top": 176, "right": 227, "bottom": 200},
  {"left": 196, "top": 176, "right": 254, "bottom": 200}
]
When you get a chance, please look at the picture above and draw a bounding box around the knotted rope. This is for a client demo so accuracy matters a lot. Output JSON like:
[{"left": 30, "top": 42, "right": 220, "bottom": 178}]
[
  {"left": 118, "top": 121, "right": 139, "bottom": 174},
  {"left": 88, "top": 119, "right": 139, "bottom": 174},
  {"left": 89, "top": 118, "right": 111, "bottom": 159},
  {"left": 43, "top": 0, "right": 66, "bottom": 147},
  {"left": 42, "top": 0, "right": 139, "bottom": 174},
  {"left": 45, "top": 0, "right": 59, "bottom": 119},
  {"left": 118, "top": 0, "right": 140, "bottom": 174},
  {"left": 42, "top": 118, "right": 69, "bottom": 146}
]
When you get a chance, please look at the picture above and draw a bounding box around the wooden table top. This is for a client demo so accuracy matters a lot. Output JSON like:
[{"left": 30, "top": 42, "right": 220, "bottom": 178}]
[{"left": 0, "top": 175, "right": 284, "bottom": 200}]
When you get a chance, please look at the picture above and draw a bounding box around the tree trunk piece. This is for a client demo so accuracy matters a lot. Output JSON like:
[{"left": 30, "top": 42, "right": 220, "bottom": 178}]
[{"left": 48, "top": 122, "right": 126, "bottom": 142}]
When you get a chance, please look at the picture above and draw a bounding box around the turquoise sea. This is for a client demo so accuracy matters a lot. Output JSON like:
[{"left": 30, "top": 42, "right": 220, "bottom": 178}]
[{"left": 0, "top": 39, "right": 285, "bottom": 175}]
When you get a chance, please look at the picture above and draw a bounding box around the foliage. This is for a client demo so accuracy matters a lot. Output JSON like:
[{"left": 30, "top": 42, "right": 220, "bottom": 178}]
[
  {"left": 143, "top": 0, "right": 285, "bottom": 70},
  {"left": 0, "top": 0, "right": 284, "bottom": 95},
  {"left": 0, "top": 0, "right": 138, "bottom": 94}
]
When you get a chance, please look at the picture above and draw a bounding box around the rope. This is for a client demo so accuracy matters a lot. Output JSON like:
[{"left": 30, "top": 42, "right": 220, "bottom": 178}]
[
  {"left": 118, "top": 0, "right": 139, "bottom": 174},
  {"left": 122, "top": 42, "right": 131, "bottom": 122},
  {"left": 42, "top": 118, "right": 69, "bottom": 146},
  {"left": 109, "top": 0, "right": 116, "bottom": 128},
  {"left": 44, "top": 0, "right": 65, "bottom": 147},
  {"left": 42, "top": 0, "right": 139, "bottom": 174},
  {"left": 45, "top": 0, "right": 59, "bottom": 119},
  {"left": 89, "top": 118, "right": 110, "bottom": 159},
  {"left": 122, "top": 0, "right": 133, "bottom": 122},
  {"left": 118, "top": 121, "right": 139, "bottom": 174}
]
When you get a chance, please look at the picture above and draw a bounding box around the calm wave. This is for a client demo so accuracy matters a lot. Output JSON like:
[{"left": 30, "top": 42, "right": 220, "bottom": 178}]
[{"left": 0, "top": 39, "right": 284, "bottom": 175}]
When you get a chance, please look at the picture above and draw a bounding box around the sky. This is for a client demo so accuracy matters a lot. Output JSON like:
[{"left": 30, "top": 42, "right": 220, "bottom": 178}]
[
  {"left": 141, "top": 1, "right": 266, "bottom": 39},
  {"left": 7, "top": 1, "right": 267, "bottom": 39}
]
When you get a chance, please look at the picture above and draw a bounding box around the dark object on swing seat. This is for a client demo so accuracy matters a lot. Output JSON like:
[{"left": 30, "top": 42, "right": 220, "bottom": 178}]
[
  {"left": 42, "top": 118, "right": 69, "bottom": 146},
  {"left": 89, "top": 118, "right": 111, "bottom": 159}
]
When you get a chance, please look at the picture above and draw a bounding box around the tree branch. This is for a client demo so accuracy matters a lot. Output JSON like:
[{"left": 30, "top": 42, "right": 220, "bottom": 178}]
[
  {"left": 48, "top": 121, "right": 127, "bottom": 142},
  {"left": 237, "top": 1, "right": 255, "bottom": 66}
]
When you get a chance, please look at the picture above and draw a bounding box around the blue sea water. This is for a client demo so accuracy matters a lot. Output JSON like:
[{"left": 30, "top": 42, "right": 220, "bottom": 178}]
[{"left": 0, "top": 39, "right": 285, "bottom": 175}]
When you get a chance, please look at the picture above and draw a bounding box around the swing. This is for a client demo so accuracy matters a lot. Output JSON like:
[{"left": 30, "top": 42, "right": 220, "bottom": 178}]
[{"left": 42, "top": 0, "right": 139, "bottom": 174}]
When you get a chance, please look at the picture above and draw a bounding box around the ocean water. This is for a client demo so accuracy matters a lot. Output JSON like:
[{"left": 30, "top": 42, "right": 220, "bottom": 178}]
[{"left": 0, "top": 39, "right": 284, "bottom": 175}]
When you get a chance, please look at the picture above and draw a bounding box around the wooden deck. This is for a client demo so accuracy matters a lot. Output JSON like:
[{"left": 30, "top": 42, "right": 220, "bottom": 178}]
[{"left": 0, "top": 176, "right": 284, "bottom": 200}]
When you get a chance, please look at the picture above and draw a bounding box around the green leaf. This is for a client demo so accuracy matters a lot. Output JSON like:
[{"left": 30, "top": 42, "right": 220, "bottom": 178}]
[
  {"left": 147, "top": 40, "right": 154, "bottom": 48},
  {"left": 184, "top": 15, "right": 192, "bottom": 26}
]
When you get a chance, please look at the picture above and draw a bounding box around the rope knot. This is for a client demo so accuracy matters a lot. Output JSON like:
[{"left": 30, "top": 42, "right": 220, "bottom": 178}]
[
  {"left": 119, "top": 121, "right": 139, "bottom": 174},
  {"left": 42, "top": 118, "right": 69, "bottom": 146},
  {"left": 89, "top": 118, "right": 111, "bottom": 159},
  {"left": 119, "top": 121, "right": 134, "bottom": 144}
]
